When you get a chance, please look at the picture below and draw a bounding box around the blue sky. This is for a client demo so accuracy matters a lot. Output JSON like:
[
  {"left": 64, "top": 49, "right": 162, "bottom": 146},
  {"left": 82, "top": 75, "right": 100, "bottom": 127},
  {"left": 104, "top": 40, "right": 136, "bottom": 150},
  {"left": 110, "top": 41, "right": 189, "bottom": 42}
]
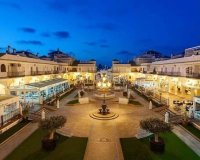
[{"left": 0, "top": 0, "right": 200, "bottom": 65}]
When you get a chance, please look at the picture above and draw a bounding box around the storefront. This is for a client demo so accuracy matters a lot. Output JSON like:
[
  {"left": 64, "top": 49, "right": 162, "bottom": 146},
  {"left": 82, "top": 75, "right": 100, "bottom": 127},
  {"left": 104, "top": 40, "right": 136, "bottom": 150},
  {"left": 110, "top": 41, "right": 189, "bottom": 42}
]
[
  {"left": 0, "top": 95, "right": 20, "bottom": 127},
  {"left": 9, "top": 78, "right": 69, "bottom": 105},
  {"left": 193, "top": 96, "right": 200, "bottom": 120}
]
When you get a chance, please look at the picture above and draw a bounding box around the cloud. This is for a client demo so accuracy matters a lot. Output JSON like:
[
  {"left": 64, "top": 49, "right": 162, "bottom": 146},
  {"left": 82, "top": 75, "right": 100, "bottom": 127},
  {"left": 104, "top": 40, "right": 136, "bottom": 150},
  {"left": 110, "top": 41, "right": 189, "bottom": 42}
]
[
  {"left": 117, "top": 50, "right": 132, "bottom": 55},
  {"left": 53, "top": 31, "right": 70, "bottom": 39},
  {"left": 17, "top": 40, "right": 43, "bottom": 46},
  {"left": 84, "top": 41, "right": 96, "bottom": 46},
  {"left": 86, "top": 22, "right": 117, "bottom": 31},
  {"left": 0, "top": 1, "right": 21, "bottom": 9},
  {"left": 20, "top": 27, "right": 36, "bottom": 33},
  {"left": 100, "top": 44, "right": 109, "bottom": 48},
  {"left": 41, "top": 32, "right": 51, "bottom": 37}
]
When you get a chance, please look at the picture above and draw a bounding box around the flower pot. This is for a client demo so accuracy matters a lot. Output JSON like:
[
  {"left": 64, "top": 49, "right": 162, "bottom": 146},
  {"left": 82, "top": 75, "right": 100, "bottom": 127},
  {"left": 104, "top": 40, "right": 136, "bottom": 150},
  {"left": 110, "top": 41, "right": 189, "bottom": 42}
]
[
  {"left": 42, "top": 138, "right": 56, "bottom": 151},
  {"left": 149, "top": 137, "right": 165, "bottom": 153}
]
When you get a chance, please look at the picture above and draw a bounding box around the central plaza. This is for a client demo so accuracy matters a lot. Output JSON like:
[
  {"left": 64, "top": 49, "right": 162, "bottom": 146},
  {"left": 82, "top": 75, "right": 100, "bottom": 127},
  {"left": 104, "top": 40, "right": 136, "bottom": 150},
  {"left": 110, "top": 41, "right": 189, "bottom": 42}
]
[{"left": 0, "top": 47, "right": 200, "bottom": 160}]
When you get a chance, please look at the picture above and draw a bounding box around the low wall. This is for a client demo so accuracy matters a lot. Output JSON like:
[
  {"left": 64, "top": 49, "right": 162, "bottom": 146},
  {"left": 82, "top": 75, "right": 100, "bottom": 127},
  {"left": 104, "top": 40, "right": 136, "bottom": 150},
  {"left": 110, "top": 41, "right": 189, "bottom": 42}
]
[
  {"left": 79, "top": 97, "right": 89, "bottom": 104},
  {"left": 114, "top": 86, "right": 122, "bottom": 90},
  {"left": 0, "top": 118, "right": 22, "bottom": 134},
  {"left": 119, "top": 97, "right": 129, "bottom": 104}
]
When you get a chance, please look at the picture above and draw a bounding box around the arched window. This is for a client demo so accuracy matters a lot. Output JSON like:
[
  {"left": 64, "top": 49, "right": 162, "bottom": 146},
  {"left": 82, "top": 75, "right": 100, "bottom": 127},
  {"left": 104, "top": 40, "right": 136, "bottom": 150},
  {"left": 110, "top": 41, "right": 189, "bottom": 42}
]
[{"left": 1, "top": 64, "right": 6, "bottom": 72}]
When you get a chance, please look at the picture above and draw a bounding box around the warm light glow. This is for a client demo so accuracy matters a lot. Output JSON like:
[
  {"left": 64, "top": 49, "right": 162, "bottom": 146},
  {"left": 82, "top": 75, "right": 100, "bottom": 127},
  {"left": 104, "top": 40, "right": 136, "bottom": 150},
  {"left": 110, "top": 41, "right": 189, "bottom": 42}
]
[
  {"left": 97, "top": 82, "right": 101, "bottom": 87},
  {"left": 102, "top": 83, "right": 106, "bottom": 88}
]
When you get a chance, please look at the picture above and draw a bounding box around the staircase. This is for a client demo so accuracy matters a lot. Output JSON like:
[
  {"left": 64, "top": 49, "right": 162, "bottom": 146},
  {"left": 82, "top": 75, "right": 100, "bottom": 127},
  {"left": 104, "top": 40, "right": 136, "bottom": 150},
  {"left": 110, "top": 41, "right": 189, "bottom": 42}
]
[
  {"left": 28, "top": 108, "right": 51, "bottom": 122},
  {"left": 153, "top": 106, "right": 183, "bottom": 124}
]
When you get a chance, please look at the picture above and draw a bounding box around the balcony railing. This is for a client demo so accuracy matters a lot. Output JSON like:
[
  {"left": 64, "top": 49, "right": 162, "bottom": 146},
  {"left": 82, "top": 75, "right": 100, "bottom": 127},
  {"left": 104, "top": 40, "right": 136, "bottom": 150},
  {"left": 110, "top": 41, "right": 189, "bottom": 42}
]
[
  {"left": 32, "top": 70, "right": 67, "bottom": 75},
  {"left": 31, "top": 71, "right": 54, "bottom": 75},
  {"left": 156, "top": 71, "right": 181, "bottom": 76},
  {"left": 8, "top": 72, "right": 25, "bottom": 77},
  {"left": 186, "top": 73, "right": 200, "bottom": 79}
]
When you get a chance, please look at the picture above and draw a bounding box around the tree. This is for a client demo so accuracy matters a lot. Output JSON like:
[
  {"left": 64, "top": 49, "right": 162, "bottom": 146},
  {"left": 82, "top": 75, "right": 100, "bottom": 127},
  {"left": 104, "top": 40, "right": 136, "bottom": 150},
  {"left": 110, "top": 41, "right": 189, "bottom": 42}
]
[
  {"left": 140, "top": 117, "right": 171, "bottom": 142},
  {"left": 22, "top": 105, "right": 30, "bottom": 120},
  {"left": 40, "top": 116, "right": 66, "bottom": 140}
]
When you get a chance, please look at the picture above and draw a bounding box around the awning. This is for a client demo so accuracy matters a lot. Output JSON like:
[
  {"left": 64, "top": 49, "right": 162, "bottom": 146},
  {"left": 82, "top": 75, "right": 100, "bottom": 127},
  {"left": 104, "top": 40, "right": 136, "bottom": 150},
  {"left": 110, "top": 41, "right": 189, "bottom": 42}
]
[
  {"left": 9, "top": 78, "right": 68, "bottom": 92},
  {"left": 26, "top": 78, "right": 67, "bottom": 90}
]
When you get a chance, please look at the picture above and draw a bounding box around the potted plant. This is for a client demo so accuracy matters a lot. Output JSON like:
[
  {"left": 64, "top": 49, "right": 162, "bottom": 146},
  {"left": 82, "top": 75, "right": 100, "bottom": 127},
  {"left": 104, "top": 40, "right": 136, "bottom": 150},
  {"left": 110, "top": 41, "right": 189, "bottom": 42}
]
[
  {"left": 22, "top": 106, "right": 30, "bottom": 120},
  {"left": 140, "top": 117, "right": 172, "bottom": 153},
  {"left": 182, "top": 111, "right": 190, "bottom": 126},
  {"left": 123, "top": 91, "right": 127, "bottom": 97},
  {"left": 39, "top": 115, "right": 66, "bottom": 151},
  {"left": 80, "top": 90, "right": 84, "bottom": 97}
]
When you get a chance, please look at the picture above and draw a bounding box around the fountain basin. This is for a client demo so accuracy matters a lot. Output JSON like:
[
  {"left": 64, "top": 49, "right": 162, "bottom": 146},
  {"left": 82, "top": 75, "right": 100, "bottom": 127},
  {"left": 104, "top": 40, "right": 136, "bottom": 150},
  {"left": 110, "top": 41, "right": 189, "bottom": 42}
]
[
  {"left": 89, "top": 112, "right": 119, "bottom": 120},
  {"left": 94, "top": 91, "right": 115, "bottom": 99}
]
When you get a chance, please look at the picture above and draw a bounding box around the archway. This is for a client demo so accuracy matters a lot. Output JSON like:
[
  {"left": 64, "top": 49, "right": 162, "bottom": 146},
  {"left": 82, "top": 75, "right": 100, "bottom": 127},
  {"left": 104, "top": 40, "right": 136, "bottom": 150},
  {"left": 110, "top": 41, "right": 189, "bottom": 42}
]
[{"left": 1, "top": 64, "right": 6, "bottom": 72}]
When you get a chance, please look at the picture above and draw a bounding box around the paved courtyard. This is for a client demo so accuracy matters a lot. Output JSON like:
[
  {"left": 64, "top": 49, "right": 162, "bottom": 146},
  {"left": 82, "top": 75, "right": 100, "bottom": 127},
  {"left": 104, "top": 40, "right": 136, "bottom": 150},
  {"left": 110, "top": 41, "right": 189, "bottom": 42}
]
[{"left": 55, "top": 94, "right": 159, "bottom": 160}]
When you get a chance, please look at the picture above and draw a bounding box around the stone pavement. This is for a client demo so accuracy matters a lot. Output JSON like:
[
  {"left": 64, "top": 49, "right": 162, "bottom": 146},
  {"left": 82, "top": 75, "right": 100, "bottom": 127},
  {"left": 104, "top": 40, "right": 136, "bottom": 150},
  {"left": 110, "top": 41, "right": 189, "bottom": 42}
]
[
  {"left": 173, "top": 125, "right": 200, "bottom": 157},
  {"left": 0, "top": 122, "right": 38, "bottom": 160},
  {"left": 1, "top": 89, "right": 199, "bottom": 159},
  {"left": 56, "top": 95, "right": 159, "bottom": 160}
]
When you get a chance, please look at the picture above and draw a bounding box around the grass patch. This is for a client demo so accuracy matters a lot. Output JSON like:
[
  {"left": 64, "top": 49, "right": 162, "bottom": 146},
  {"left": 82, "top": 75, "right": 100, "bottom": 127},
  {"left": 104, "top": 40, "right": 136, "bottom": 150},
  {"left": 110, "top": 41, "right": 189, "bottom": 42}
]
[
  {"left": 121, "top": 132, "right": 199, "bottom": 160},
  {"left": 129, "top": 99, "right": 142, "bottom": 106},
  {"left": 5, "top": 129, "right": 88, "bottom": 160},
  {"left": 67, "top": 99, "right": 79, "bottom": 104},
  {"left": 183, "top": 124, "right": 200, "bottom": 139},
  {"left": 59, "top": 88, "right": 76, "bottom": 101},
  {"left": 0, "top": 120, "right": 29, "bottom": 144}
]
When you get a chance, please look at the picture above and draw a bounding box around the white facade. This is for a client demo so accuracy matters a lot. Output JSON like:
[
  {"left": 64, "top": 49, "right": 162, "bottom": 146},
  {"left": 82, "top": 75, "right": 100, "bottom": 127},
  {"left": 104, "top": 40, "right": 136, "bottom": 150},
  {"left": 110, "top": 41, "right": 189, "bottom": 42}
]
[{"left": 141, "top": 54, "right": 200, "bottom": 78}]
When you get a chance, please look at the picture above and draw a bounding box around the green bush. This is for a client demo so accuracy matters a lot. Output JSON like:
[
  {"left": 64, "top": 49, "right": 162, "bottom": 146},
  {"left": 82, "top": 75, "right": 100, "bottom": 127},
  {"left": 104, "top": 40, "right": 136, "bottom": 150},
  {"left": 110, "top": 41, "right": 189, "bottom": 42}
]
[
  {"left": 129, "top": 100, "right": 142, "bottom": 105},
  {"left": 67, "top": 99, "right": 79, "bottom": 104}
]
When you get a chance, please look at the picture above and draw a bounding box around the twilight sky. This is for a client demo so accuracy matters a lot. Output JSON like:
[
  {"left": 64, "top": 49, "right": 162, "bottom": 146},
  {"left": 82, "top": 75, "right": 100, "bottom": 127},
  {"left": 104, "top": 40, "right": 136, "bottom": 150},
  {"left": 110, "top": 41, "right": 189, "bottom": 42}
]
[{"left": 0, "top": 0, "right": 200, "bottom": 65}]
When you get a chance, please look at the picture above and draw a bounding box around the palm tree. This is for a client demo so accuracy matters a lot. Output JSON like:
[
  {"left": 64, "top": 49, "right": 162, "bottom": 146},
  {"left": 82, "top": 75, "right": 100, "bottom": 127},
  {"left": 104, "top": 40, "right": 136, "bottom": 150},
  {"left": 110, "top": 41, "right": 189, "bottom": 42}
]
[{"left": 40, "top": 115, "right": 66, "bottom": 140}]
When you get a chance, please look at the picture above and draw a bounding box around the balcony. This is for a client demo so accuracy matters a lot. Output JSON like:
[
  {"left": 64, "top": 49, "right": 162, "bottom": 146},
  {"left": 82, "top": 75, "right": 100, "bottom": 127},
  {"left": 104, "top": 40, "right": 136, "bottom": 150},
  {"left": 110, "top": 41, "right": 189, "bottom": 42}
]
[
  {"left": 156, "top": 71, "right": 181, "bottom": 76},
  {"left": 8, "top": 72, "right": 25, "bottom": 77},
  {"left": 31, "top": 71, "right": 53, "bottom": 76},
  {"left": 186, "top": 73, "right": 200, "bottom": 79}
]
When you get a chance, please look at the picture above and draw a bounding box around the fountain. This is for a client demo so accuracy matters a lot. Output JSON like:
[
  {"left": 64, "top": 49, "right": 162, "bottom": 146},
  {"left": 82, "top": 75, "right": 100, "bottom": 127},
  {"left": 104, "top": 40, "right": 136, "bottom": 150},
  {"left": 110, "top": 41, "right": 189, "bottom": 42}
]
[
  {"left": 89, "top": 70, "right": 119, "bottom": 120},
  {"left": 94, "top": 71, "right": 115, "bottom": 99}
]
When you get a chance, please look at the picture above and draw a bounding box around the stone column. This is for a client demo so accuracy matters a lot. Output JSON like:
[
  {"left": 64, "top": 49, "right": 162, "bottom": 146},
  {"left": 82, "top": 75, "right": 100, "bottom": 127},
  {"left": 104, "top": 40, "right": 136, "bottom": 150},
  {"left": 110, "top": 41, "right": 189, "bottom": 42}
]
[
  {"left": 128, "top": 90, "right": 130, "bottom": 99},
  {"left": 41, "top": 109, "right": 45, "bottom": 120},
  {"left": 57, "top": 99, "right": 60, "bottom": 109},
  {"left": 165, "top": 112, "right": 169, "bottom": 123},
  {"left": 19, "top": 103, "right": 23, "bottom": 116},
  {"left": 149, "top": 101, "right": 153, "bottom": 109}
]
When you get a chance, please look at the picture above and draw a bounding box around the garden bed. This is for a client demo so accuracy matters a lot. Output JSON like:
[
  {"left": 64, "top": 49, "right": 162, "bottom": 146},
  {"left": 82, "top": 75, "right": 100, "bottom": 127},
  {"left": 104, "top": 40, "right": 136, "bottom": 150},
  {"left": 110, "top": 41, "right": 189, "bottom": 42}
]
[
  {"left": 5, "top": 129, "right": 88, "bottom": 160},
  {"left": 0, "top": 120, "right": 30, "bottom": 144},
  {"left": 120, "top": 132, "right": 199, "bottom": 160},
  {"left": 67, "top": 99, "right": 79, "bottom": 105},
  {"left": 182, "top": 124, "right": 200, "bottom": 139},
  {"left": 129, "top": 99, "right": 142, "bottom": 106}
]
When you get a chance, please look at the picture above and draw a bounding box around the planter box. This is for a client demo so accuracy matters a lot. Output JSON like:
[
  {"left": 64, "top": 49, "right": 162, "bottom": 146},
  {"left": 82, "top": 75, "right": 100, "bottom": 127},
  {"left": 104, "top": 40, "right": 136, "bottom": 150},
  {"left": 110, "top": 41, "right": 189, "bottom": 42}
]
[
  {"left": 119, "top": 97, "right": 128, "bottom": 104},
  {"left": 0, "top": 118, "right": 22, "bottom": 134},
  {"left": 79, "top": 97, "right": 89, "bottom": 104}
]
